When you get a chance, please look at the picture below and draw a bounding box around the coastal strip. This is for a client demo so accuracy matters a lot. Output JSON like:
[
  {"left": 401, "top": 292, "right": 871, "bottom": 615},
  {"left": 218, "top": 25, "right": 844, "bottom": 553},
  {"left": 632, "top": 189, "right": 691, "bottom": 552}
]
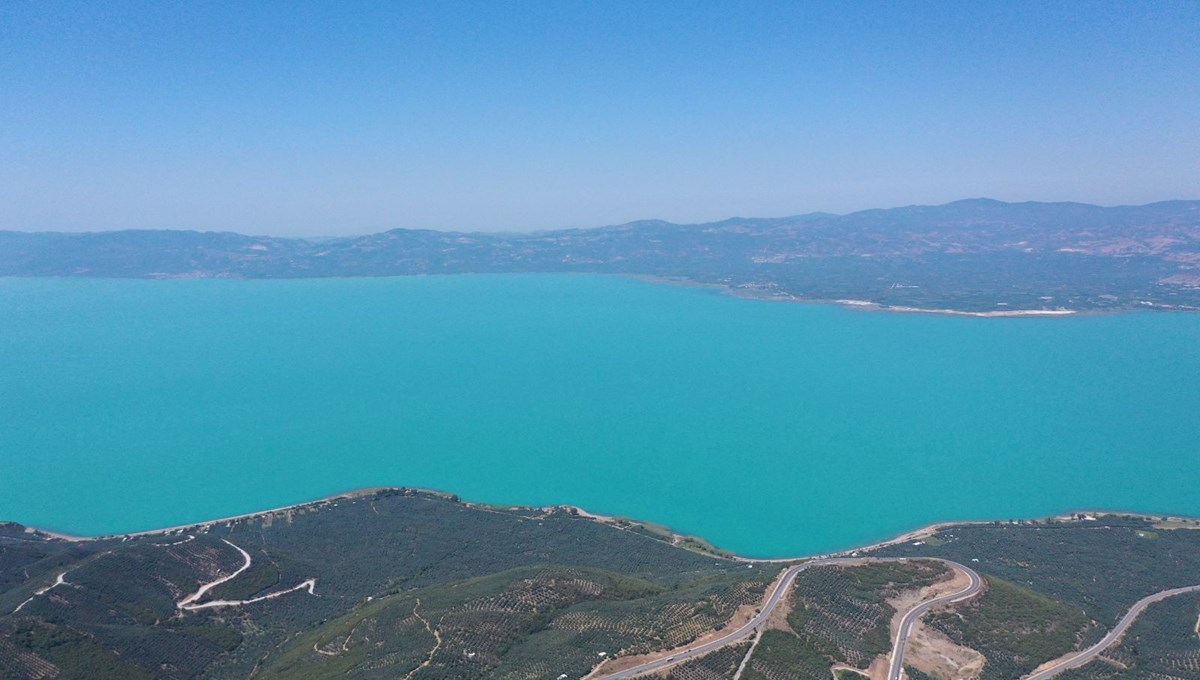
[{"left": 15, "top": 487, "right": 1198, "bottom": 564}]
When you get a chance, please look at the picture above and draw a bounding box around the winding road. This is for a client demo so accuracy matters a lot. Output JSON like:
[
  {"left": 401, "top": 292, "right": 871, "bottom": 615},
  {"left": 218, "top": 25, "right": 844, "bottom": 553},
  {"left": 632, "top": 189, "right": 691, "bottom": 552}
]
[
  {"left": 11, "top": 570, "right": 71, "bottom": 614},
  {"left": 1022, "top": 584, "right": 1200, "bottom": 680},
  {"left": 176, "top": 538, "right": 317, "bottom": 611},
  {"left": 594, "top": 558, "right": 981, "bottom": 680},
  {"left": 887, "top": 563, "right": 982, "bottom": 680},
  {"left": 177, "top": 539, "right": 254, "bottom": 610}
]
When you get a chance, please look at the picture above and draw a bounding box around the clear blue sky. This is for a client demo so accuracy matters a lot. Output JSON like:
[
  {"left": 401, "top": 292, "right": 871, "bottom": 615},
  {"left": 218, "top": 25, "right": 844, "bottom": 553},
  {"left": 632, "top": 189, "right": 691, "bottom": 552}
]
[{"left": 2, "top": 1, "right": 1197, "bottom": 235}]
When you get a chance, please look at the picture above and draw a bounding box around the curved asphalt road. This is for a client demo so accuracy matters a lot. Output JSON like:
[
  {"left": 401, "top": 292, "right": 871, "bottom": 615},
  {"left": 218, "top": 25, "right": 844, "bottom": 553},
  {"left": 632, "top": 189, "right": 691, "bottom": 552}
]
[
  {"left": 887, "top": 562, "right": 982, "bottom": 680},
  {"left": 595, "top": 557, "right": 981, "bottom": 680},
  {"left": 1022, "top": 584, "right": 1200, "bottom": 680}
]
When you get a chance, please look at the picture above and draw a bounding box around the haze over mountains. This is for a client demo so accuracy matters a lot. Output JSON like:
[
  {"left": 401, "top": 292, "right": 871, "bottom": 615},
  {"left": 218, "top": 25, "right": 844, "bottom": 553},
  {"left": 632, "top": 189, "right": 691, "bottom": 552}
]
[{"left": 4, "top": 199, "right": 1199, "bottom": 313}]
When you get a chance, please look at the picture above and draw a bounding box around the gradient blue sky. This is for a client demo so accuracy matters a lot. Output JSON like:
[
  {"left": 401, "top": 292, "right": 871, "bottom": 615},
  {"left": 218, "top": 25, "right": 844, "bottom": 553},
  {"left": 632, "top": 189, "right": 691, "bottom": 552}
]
[{"left": 2, "top": 1, "right": 1198, "bottom": 235}]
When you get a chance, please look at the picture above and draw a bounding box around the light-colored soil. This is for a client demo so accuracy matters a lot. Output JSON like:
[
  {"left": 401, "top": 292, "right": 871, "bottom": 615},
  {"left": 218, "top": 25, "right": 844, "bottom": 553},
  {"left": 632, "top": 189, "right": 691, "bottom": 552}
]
[
  {"left": 402, "top": 599, "right": 442, "bottom": 680},
  {"left": 833, "top": 524, "right": 979, "bottom": 561},
  {"left": 733, "top": 632, "right": 762, "bottom": 680},
  {"left": 764, "top": 586, "right": 795, "bottom": 631},
  {"left": 867, "top": 655, "right": 891, "bottom": 680},
  {"left": 180, "top": 578, "right": 316, "bottom": 611},
  {"left": 176, "top": 539, "right": 317, "bottom": 611},
  {"left": 35, "top": 487, "right": 394, "bottom": 542},
  {"left": 1153, "top": 518, "right": 1200, "bottom": 530},
  {"left": 564, "top": 505, "right": 617, "bottom": 524},
  {"left": 884, "top": 564, "right": 985, "bottom": 680},
  {"left": 1026, "top": 647, "right": 1131, "bottom": 676},
  {"left": 27, "top": 487, "right": 1200, "bottom": 570},
  {"left": 177, "top": 539, "right": 253, "bottom": 609},
  {"left": 12, "top": 571, "right": 71, "bottom": 615},
  {"left": 832, "top": 299, "right": 1076, "bottom": 317},
  {"left": 900, "top": 620, "right": 985, "bottom": 680},
  {"left": 832, "top": 662, "right": 873, "bottom": 679},
  {"left": 887, "top": 564, "right": 973, "bottom": 641},
  {"left": 1028, "top": 650, "right": 1084, "bottom": 676}
]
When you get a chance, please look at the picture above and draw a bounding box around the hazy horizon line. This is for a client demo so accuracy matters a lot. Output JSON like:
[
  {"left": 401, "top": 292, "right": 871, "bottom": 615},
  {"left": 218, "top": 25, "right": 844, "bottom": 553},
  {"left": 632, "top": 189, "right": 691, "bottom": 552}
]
[{"left": 4, "top": 196, "right": 1198, "bottom": 240}]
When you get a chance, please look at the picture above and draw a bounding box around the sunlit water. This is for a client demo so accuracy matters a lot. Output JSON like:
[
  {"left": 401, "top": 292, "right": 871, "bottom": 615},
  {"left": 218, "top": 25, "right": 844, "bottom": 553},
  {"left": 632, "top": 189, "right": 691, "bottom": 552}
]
[{"left": 2, "top": 275, "right": 1198, "bottom": 556}]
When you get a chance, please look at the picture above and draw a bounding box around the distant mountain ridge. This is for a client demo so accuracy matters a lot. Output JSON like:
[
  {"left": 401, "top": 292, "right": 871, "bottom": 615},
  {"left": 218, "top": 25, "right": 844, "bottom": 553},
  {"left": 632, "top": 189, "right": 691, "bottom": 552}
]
[{"left": 3, "top": 198, "right": 1199, "bottom": 313}]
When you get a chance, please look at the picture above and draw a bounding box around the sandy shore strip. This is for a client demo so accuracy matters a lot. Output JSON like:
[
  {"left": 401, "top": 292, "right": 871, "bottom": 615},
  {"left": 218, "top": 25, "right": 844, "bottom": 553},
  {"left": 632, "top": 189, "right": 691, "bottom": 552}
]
[
  {"left": 629, "top": 274, "right": 1084, "bottom": 317},
  {"left": 832, "top": 298, "right": 1077, "bottom": 317},
  {"left": 12, "top": 487, "right": 1194, "bottom": 565},
  {"left": 26, "top": 486, "right": 405, "bottom": 543}
]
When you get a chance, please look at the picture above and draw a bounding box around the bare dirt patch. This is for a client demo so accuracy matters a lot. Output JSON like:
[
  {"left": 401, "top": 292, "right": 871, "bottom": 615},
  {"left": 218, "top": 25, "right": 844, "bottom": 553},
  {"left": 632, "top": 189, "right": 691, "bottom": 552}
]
[
  {"left": 901, "top": 620, "right": 985, "bottom": 680},
  {"left": 832, "top": 662, "right": 873, "bottom": 680},
  {"left": 866, "top": 654, "right": 890, "bottom": 680},
  {"left": 884, "top": 565, "right": 985, "bottom": 680},
  {"left": 887, "top": 565, "right": 973, "bottom": 641},
  {"left": 1153, "top": 518, "right": 1200, "bottom": 530},
  {"left": 764, "top": 585, "right": 795, "bottom": 631}
]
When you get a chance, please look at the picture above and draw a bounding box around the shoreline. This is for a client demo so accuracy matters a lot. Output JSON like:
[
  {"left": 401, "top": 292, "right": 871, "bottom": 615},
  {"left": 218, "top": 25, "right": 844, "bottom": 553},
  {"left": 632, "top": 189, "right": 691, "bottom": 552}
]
[
  {"left": 830, "top": 298, "right": 1077, "bottom": 317},
  {"left": 22, "top": 486, "right": 403, "bottom": 543},
  {"left": 15, "top": 273, "right": 1187, "bottom": 318},
  {"left": 12, "top": 486, "right": 1197, "bottom": 563},
  {"left": 723, "top": 288, "right": 1083, "bottom": 317},
  {"left": 593, "top": 273, "right": 1181, "bottom": 317}
]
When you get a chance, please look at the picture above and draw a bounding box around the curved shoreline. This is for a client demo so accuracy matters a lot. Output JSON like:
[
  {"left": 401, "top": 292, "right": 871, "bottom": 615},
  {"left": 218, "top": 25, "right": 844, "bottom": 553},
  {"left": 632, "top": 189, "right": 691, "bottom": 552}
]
[
  {"left": 11, "top": 486, "right": 1197, "bottom": 564},
  {"left": 625, "top": 273, "right": 1199, "bottom": 316},
  {"left": 10, "top": 486, "right": 1200, "bottom": 679},
  {"left": 20, "top": 486, "right": 403, "bottom": 543}
]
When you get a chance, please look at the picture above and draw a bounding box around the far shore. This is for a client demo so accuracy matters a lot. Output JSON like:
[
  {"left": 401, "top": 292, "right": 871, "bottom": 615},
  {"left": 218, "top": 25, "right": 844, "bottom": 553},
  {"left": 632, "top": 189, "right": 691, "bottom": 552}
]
[
  {"left": 626, "top": 273, "right": 1118, "bottom": 317},
  {"left": 10, "top": 486, "right": 1197, "bottom": 563},
  {"left": 830, "top": 298, "right": 1077, "bottom": 317}
]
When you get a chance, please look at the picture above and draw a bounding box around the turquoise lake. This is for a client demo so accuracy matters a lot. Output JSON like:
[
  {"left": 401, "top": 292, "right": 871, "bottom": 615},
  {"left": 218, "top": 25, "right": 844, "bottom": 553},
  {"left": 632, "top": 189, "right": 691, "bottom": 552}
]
[{"left": 2, "top": 275, "right": 1199, "bottom": 557}]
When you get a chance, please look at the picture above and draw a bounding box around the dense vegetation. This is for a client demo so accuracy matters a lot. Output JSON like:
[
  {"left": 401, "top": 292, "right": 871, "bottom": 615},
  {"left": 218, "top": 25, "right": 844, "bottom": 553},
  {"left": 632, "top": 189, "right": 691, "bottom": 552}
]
[
  {"left": 257, "top": 564, "right": 772, "bottom": 680},
  {"left": 875, "top": 516, "right": 1200, "bottom": 678},
  {"left": 4, "top": 500, "right": 1200, "bottom": 680},
  {"left": 1059, "top": 591, "right": 1200, "bottom": 680},
  {"left": 0, "top": 490, "right": 773, "bottom": 680},
  {"left": 787, "top": 561, "right": 949, "bottom": 667},
  {"left": 741, "top": 629, "right": 834, "bottom": 680},
  {"left": 875, "top": 517, "right": 1200, "bottom": 626},
  {"left": 738, "top": 561, "right": 952, "bottom": 680},
  {"left": 664, "top": 641, "right": 751, "bottom": 680},
  {"left": 925, "top": 576, "right": 1094, "bottom": 679}
]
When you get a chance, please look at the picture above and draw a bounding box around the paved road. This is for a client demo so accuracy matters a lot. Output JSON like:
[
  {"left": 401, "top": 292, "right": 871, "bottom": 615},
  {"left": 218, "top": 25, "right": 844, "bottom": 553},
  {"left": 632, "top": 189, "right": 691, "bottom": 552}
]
[
  {"left": 1023, "top": 584, "right": 1200, "bottom": 680},
  {"left": 887, "top": 562, "right": 982, "bottom": 680},
  {"left": 595, "top": 558, "right": 979, "bottom": 680}
]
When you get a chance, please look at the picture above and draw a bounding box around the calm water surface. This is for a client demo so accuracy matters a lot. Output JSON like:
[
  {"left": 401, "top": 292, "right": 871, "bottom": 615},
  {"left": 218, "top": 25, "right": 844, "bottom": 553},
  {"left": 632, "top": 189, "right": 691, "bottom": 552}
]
[{"left": 2, "top": 275, "right": 1198, "bottom": 556}]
